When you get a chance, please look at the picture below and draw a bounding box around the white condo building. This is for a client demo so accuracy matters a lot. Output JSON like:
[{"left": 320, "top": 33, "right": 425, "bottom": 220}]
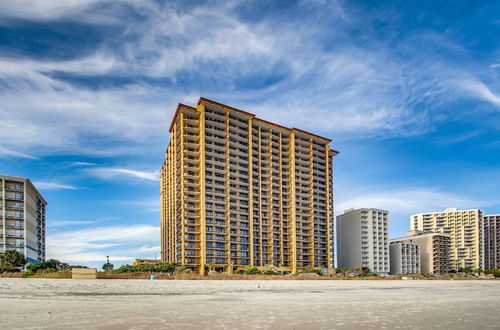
[
  {"left": 336, "top": 208, "right": 389, "bottom": 274},
  {"left": 0, "top": 175, "right": 47, "bottom": 263},
  {"left": 389, "top": 240, "right": 421, "bottom": 275}
]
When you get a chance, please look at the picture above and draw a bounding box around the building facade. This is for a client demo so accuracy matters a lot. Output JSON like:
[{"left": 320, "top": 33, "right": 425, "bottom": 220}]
[
  {"left": 389, "top": 241, "right": 420, "bottom": 275},
  {"left": 394, "top": 230, "right": 451, "bottom": 274},
  {"left": 336, "top": 208, "right": 389, "bottom": 274},
  {"left": 0, "top": 175, "right": 46, "bottom": 263},
  {"left": 160, "top": 98, "right": 337, "bottom": 274},
  {"left": 482, "top": 214, "right": 500, "bottom": 269},
  {"left": 410, "top": 208, "right": 482, "bottom": 270}
]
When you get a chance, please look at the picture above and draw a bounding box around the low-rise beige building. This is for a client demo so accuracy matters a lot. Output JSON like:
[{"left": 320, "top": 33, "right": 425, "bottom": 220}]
[
  {"left": 391, "top": 230, "right": 450, "bottom": 274},
  {"left": 410, "top": 208, "right": 481, "bottom": 270}
]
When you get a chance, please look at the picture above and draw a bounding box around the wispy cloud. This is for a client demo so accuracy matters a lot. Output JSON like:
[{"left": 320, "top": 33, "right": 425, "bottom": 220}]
[
  {"left": 49, "top": 220, "right": 96, "bottom": 227},
  {"left": 32, "top": 181, "right": 81, "bottom": 190},
  {"left": 47, "top": 224, "right": 159, "bottom": 263},
  {"left": 336, "top": 187, "right": 495, "bottom": 216},
  {"left": 48, "top": 216, "right": 118, "bottom": 227},
  {"left": 0, "top": 145, "right": 38, "bottom": 160},
  {"left": 87, "top": 167, "right": 159, "bottom": 182},
  {"left": 457, "top": 79, "right": 500, "bottom": 108},
  {"left": 72, "top": 161, "right": 97, "bottom": 166},
  {"left": 0, "top": 0, "right": 498, "bottom": 159}
]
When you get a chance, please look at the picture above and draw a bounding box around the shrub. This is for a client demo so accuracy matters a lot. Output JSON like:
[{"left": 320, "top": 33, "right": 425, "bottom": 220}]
[
  {"left": 0, "top": 250, "right": 26, "bottom": 268},
  {"left": 0, "top": 265, "right": 21, "bottom": 273},
  {"left": 244, "top": 266, "right": 262, "bottom": 275},
  {"left": 262, "top": 264, "right": 279, "bottom": 275},
  {"left": 113, "top": 262, "right": 180, "bottom": 275},
  {"left": 299, "top": 266, "right": 323, "bottom": 276},
  {"left": 27, "top": 259, "right": 62, "bottom": 274}
]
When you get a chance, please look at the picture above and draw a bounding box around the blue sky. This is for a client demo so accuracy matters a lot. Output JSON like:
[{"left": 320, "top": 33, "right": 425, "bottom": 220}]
[{"left": 0, "top": 0, "right": 499, "bottom": 268}]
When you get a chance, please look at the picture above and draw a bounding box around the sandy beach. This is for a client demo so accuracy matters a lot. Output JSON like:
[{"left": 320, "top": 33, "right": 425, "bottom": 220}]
[{"left": 0, "top": 279, "right": 499, "bottom": 329}]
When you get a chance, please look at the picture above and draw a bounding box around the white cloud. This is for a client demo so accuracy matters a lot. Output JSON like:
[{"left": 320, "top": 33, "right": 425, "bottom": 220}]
[
  {"left": 47, "top": 224, "right": 159, "bottom": 263},
  {"left": 87, "top": 167, "right": 159, "bottom": 181},
  {"left": 457, "top": 79, "right": 500, "bottom": 107},
  {"left": 0, "top": 0, "right": 498, "bottom": 158},
  {"left": 32, "top": 181, "right": 81, "bottom": 190},
  {"left": 50, "top": 220, "right": 96, "bottom": 227},
  {"left": 0, "top": 0, "right": 114, "bottom": 24},
  {"left": 0, "top": 145, "right": 38, "bottom": 159},
  {"left": 72, "top": 161, "right": 97, "bottom": 166},
  {"left": 336, "top": 187, "right": 494, "bottom": 216}
]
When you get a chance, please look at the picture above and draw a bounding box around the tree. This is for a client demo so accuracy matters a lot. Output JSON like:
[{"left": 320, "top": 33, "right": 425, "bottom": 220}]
[
  {"left": 361, "top": 266, "right": 373, "bottom": 277},
  {"left": 27, "top": 260, "right": 61, "bottom": 273},
  {"left": 0, "top": 250, "right": 26, "bottom": 268},
  {"left": 354, "top": 267, "right": 362, "bottom": 276},
  {"left": 339, "top": 267, "right": 350, "bottom": 277},
  {"left": 102, "top": 263, "right": 114, "bottom": 272}
]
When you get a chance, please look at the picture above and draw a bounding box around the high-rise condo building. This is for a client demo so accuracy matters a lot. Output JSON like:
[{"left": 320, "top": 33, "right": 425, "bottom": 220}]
[
  {"left": 0, "top": 174, "right": 47, "bottom": 263},
  {"left": 393, "top": 230, "right": 451, "bottom": 274},
  {"left": 482, "top": 214, "right": 500, "bottom": 269},
  {"left": 389, "top": 240, "right": 420, "bottom": 275},
  {"left": 336, "top": 208, "right": 389, "bottom": 274},
  {"left": 410, "top": 208, "right": 482, "bottom": 270},
  {"left": 160, "top": 98, "right": 337, "bottom": 274}
]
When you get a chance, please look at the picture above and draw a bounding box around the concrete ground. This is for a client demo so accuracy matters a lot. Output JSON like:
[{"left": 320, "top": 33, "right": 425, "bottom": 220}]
[{"left": 0, "top": 279, "right": 499, "bottom": 329}]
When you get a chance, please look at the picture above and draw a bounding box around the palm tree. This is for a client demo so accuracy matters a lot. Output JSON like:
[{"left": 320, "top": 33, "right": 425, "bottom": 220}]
[
  {"left": 340, "top": 267, "right": 350, "bottom": 277},
  {"left": 354, "top": 267, "right": 361, "bottom": 276},
  {"left": 102, "top": 263, "right": 114, "bottom": 272},
  {"left": 0, "top": 250, "right": 26, "bottom": 268}
]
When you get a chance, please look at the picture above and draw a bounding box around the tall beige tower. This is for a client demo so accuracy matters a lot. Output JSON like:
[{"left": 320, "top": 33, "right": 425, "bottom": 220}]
[
  {"left": 0, "top": 174, "right": 47, "bottom": 263},
  {"left": 410, "top": 208, "right": 482, "bottom": 270},
  {"left": 160, "top": 98, "right": 337, "bottom": 274}
]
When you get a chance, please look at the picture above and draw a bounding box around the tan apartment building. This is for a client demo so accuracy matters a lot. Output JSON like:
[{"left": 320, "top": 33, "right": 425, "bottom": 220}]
[
  {"left": 0, "top": 174, "right": 47, "bottom": 263},
  {"left": 482, "top": 214, "right": 500, "bottom": 269},
  {"left": 160, "top": 98, "right": 337, "bottom": 274},
  {"left": 337, "top": 208, "right": 389, "bottom": 274},
  {"left": 410, "top": 208, "right": 481, "bottom": 270},
  {"left": 392, "top": 230, "right": 450, "bottom": 274}
]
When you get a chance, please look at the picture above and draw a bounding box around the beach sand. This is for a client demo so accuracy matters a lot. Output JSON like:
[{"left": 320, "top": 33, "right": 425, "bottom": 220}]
[{"left": 0, "top": 279, "right": 499, "bottom": 329}]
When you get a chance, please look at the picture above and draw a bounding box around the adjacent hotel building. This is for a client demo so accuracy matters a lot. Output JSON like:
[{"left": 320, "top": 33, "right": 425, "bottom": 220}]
[
  {"left": 0, "top": 175, "right": 47, "bottom": 263},
  {"left": 389, "top": 240, "right": 420, "bottom": 275},
  {"left": 410, "top": 208, "right": 482, "bottom": 270},
  {"left": 483, "top": 214, "right": 500, "bottom": 269},
  {"left": 336, "top": 208, "right": 389, "bottom": 274},
  {"left": 160, "top": 98, "right": 337, "bottom": 274},
  {"left": 392, "top": 230, "right": 451, "bottom": 274}
]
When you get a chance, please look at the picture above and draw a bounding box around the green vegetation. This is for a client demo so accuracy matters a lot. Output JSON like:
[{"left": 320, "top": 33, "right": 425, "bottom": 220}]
[
  {"left": 298, "top": 266, "right": 323, "bottom": 275},
  {"left": 243, "top": 266, "right": 262, "bottom": 275},
  {"left": 0, "top": 250, "right": 26, "bottom": 271},
  {"left": 102, "top": 262, "right": 114, "bottom": 272},
  {"left": 25, "top": 259, "right": 69, "bottom": 276},
  {"left": 114, "top": 262, "right": 180, "bottom": 275},
  {"left": 338, "top": 267, "right": 350, "bottom": 277},
  {"left": 485, "top": 269, "right": 500, "bottom": 278}
]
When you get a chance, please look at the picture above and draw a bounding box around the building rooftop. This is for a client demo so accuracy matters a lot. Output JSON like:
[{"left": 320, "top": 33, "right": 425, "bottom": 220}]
[
  {"left": 0, "top": 174, "right": 47, "bottom": 204},
  {"left": 340, "top": 208, "right": 389, "bottom": 215},
  {"left": 168, "top": 97, "right": 337, "bottom": 147}
]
